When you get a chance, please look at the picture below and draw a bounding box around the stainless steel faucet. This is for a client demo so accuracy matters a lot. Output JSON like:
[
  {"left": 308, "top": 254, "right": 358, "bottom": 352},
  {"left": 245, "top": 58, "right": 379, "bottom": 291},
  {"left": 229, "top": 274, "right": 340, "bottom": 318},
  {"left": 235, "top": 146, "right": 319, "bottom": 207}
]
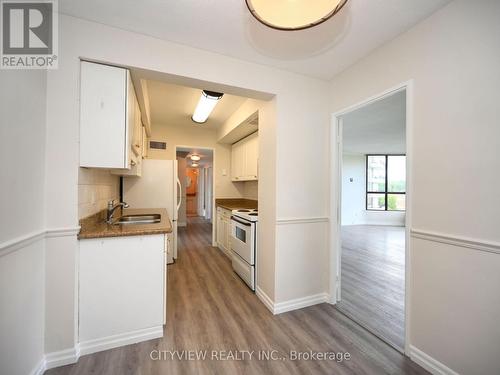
[{"left": 106, "top": 199, "right": 129, "bottom": 223}]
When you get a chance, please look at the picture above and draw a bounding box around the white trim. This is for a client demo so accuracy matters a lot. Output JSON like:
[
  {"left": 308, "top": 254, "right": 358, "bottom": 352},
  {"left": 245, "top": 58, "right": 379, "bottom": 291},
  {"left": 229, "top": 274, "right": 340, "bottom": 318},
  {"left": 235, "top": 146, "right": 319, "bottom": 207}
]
[
  {"left": 0, "top": 229, "right": 46, "bottom": 257},
  {"left": 256, "top": 286, "right": 274, "bottom": 313},
  {"left": 0, "top": 226, "right": 81, "bottom": 257},
  {"left": 276, "top": 217, "right": 329, "bottom": 225},
  {"left": 274, "top": 293, "right": 329, "bottom": 314},
  {"left": 79, "top": 326, "right": 164, "bottom": 356},
  {"left": 329, "top": 80, "right": 414, "bottom": 355},
  {"left": 411, "top": 228, "right": 500, "bottom": 255},
  {"left": 178, "top": 221, "right": 187, "bottom": 227},
  {"left": 46, "top": 226, "right": 81, "bottom": 238},
  {"left": 29, "top": 357, "right": 47, "bottom": 375},
  {"left": 256, "top": 287, "right": 329, "bottom": 315},
  {"left": 409, "top": 346, "right": 459, "bottom": 375},
  {"left": 45, "top": 346, "right": 80, "bottom": 370}
]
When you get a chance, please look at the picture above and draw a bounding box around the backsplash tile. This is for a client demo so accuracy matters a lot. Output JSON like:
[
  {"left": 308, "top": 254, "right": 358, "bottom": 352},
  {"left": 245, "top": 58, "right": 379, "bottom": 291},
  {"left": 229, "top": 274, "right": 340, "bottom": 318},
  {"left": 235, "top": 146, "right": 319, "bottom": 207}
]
[{"left": 78, "top": 168, "right": 120, "bottom": 219}]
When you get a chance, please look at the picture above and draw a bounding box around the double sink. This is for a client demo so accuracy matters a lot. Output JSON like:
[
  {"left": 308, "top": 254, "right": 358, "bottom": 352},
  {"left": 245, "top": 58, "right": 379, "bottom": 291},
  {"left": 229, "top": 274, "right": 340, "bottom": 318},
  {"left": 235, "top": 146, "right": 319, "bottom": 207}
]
[{"left": 113, "top": 214, "right": 161, "bottom": 225}]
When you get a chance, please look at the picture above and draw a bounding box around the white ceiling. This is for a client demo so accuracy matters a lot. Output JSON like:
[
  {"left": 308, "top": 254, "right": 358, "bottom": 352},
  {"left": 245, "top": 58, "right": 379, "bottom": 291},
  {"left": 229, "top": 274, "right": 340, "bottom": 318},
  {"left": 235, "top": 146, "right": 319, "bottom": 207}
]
[
  {"left": 60, "top": 0, "right": 452, "bottom": 80},
  {"left": 342, "top": 90, "right": 406, "bottom": 154},
  {"left": 147, "top": 80, "right": 247, "bottom": 130}
]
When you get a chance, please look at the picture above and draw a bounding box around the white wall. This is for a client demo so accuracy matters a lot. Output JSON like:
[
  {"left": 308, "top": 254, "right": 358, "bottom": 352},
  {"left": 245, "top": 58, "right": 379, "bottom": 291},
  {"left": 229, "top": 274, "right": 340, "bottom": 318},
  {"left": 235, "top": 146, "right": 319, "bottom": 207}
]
[
  {"left": 330, "top": 1, "right": 500, "bottom": 373},
  {"left": 243, "top": 181, "right": 258, "bottom": 200},
  {"left": 217, "top": 98, "right": 261, "bottom": 141},
  {"left": 341, "top": 154, "right": 366, "bottom": 225},
  {"left": 0, "top": 70, "right": 47, "bottom": 375},
  {"left": 342, "top": 154, "right": 405, "bottom": 226}
]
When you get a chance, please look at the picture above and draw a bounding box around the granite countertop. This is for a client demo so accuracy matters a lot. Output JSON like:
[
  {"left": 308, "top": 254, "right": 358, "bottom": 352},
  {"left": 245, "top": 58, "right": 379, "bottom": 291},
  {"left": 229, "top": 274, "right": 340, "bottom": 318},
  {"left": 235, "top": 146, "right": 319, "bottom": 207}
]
[
  {"left": 79, "top": 208, "right": 172, "bottom": 239},
  {"left": 215, "top": 198, "right": 258, "bottom": 211}
]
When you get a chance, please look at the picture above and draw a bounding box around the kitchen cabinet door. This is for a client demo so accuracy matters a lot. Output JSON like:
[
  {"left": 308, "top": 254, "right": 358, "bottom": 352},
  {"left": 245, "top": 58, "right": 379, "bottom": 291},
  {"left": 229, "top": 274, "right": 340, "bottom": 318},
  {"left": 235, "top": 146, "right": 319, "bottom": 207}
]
[
  {"left": 230, "top": 132, "right": 258, "bottom": 181},
  {"left": 231, "top": 140, "right": 245, "bottom": 181},
  {"left": 80, "top": 61, "right": 129, "bottom": 168},
  {"left": 244, "top": 132, "right": 258, "bottom": 180},
  {"left": 217, "top": 210, "right": 224, "bottom": 250},
  {"left": 79, "top": 234, "right": 165, "bottom": 344},
  {"left": 113, "top": 81, "right": 143, "bottom": 177},
  {"left": 224, "top": 216, "right": 232, "bottom": 252}
]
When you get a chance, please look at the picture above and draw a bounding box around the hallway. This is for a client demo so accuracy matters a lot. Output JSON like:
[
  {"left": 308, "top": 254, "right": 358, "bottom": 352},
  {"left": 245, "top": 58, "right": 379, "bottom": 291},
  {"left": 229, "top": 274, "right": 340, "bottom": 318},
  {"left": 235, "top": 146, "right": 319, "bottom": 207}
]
[{"left": 48, "top": 218, "right": 425, "bottom": 375}]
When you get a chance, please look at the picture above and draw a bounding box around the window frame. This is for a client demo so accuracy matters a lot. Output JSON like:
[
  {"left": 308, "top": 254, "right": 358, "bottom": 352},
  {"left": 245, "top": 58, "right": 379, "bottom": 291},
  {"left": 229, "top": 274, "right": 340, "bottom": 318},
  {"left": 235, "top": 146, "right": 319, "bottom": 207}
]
[{"left": 365, "top": 154, "right": 406, "bottom": 211}]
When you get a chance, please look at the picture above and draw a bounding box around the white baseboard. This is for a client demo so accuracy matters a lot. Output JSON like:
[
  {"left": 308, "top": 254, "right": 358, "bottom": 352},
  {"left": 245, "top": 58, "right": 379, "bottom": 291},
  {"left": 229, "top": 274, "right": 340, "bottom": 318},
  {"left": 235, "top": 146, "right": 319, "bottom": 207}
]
[
  {"left": 79, "top": 326, "right": 164, "bottom": 356},
  {"left": 274, "top": 293, "right": 330, "bottom": 314},
  {"left": 255, "top": 286, "right": 274, "bottom": 313},
  {"left": 409, "top": 345, "right": 459, "bottom": 375},
  {"left": 45, "top": 346, "right": 80, "bottom": 370},
  {"left": 40, "top": 326, "right": 163, "bottom": 372},
  {"left": 255, "top": 287, "right": 329, "bottom": 315},
  {"left": 29, "top": 357, "right": 47, "bottom": 375}
]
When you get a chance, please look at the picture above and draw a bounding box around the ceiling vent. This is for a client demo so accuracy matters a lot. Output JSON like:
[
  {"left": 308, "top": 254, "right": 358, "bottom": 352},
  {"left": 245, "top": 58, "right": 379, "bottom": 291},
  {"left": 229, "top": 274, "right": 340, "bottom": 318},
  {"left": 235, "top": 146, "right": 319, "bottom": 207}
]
[{"left": 149, "top": 141, "right": 166, "bottom": 150}]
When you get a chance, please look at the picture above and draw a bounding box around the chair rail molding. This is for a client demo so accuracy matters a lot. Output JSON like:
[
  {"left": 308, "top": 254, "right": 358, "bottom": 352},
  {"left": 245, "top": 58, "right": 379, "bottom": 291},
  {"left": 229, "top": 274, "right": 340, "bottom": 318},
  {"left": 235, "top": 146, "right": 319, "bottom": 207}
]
[
  {"left": 276, "top": 217, "right": 329, "bottom": 225},
  {"left": 411, "top": 228, "right": 500, "bottom": 255},
  {"left": 0, "top": 226, "right": 81, "bottom": 258}
]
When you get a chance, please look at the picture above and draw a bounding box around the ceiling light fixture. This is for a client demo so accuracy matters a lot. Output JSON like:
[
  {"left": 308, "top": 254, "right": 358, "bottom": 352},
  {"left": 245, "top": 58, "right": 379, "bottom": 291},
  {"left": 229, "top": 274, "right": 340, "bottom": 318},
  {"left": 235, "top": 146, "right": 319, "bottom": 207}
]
[
  {"left": 192, "top": 90, "right": 224, "bottom": 124},
  {"left": 190, "top": 155, "right": 201, "bottom": 161},
  {"left": 191, "top": 162, "right": 199, "bottom": 167},
  {"left": 245, "top": 0, "right": 349, "bottom": 31}
]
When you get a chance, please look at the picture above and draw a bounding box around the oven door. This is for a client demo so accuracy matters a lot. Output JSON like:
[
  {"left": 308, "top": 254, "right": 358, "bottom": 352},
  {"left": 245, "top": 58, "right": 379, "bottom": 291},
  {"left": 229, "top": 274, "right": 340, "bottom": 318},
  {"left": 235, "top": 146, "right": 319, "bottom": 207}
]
[{"left": 230, "top": 216, "right": 255, "bottom": 265}]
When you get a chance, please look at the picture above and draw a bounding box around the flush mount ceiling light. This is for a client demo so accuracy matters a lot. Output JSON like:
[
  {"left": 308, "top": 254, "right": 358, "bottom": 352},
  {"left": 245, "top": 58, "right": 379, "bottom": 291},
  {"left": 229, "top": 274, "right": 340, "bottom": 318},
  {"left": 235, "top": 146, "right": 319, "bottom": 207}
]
[
  {"left": 192, "top": 90, "right": 224, "bottom": 124},
  {"left": 190, "top": 154, "right": 201, "bottom": 161},
  {"left": 245, "top": 0, "right": 349, "bottom": 31},
  {"left": 191, "top": 162, "right": 199, "bottom": 167}
]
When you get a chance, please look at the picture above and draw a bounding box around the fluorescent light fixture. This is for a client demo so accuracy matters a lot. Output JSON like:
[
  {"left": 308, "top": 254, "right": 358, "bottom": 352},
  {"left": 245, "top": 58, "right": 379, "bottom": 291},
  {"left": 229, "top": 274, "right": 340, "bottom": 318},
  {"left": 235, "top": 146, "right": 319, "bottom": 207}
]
[
  {"left": 190, "top": 154, "right": 201, "bottom": 161},
  {"left": 192, "top": 90, "right": 224, "bottom": 124},
  {"left": 245, "top": 0, "right": 348, "bottom": 31}
]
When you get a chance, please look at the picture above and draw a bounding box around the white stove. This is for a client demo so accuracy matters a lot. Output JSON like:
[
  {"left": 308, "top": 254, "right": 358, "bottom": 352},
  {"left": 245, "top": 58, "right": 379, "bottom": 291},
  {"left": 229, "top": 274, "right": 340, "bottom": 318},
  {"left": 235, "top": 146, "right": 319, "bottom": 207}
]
[
  {"left": 231, "top": 208, "right": 258, "bottom": 222},
  {"left": 230, "top": 209, "right": 258, "bottom": 291}
]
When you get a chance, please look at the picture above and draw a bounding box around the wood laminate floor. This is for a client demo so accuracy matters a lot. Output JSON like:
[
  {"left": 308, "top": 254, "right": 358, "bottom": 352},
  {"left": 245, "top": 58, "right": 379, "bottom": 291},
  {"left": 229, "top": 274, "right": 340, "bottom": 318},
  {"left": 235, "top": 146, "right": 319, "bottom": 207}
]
[
  {"left": 48, "top": 218, "right": 425, "bottom": 375},
  {"left": 338, "top": 225, "right": 405, "bottom": 351}
]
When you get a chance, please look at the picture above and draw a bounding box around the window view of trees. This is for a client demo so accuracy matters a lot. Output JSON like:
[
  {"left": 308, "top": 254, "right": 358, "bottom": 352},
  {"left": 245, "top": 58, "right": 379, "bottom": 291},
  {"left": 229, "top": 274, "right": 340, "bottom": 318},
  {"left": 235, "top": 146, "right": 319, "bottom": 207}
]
[{"left": 366, "top": 155, "right": 406, "bottom": 211}]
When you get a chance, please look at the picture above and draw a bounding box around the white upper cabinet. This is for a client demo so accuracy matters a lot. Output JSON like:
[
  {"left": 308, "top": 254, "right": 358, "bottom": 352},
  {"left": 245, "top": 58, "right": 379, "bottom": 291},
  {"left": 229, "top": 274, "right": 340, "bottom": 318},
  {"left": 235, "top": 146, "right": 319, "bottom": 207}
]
[
  {"left": 231, "top": 140, "right": 245, "bottom": 180},
  {"left": 80, "top": 61, "right": 138, "bottom": 170},
  {"left": 231, "top": 132, "right": 258, "bottom": 181}
]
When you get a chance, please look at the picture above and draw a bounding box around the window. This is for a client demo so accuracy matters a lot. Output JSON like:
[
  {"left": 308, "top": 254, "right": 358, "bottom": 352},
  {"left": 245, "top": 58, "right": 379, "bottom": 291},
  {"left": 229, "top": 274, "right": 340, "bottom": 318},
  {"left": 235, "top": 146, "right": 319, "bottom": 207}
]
[{"left": 366, "top": 155, "right": 406, "bottom": 211}]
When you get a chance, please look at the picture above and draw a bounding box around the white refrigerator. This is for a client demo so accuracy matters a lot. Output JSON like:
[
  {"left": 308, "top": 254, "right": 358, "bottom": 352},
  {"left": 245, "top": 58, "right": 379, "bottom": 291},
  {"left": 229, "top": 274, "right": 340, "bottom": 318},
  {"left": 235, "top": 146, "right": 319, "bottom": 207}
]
[{"left": 123, "top": 159, "right": 181, "bottom": 263}]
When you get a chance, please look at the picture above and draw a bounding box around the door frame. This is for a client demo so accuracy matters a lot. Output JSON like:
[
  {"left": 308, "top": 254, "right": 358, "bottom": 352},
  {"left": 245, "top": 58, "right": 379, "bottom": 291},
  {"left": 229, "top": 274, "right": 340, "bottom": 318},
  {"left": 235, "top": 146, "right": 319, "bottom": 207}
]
[
  {"left": 175, "top": 145, "right": 216, "bottom": 246},
  {"left": 329, "top": 80, "right": 414, "bottom": 355}
]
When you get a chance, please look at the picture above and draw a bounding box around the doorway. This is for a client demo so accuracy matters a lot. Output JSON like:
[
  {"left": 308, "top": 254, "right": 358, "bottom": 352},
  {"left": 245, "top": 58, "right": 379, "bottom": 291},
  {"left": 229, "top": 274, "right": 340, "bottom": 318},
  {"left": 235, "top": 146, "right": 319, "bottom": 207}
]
[
  {"left": 176, "top": 146, "right": 214, "bottom": 240},
  {"left": 331, "top": 84, "right": 412, "bottom": 353}
]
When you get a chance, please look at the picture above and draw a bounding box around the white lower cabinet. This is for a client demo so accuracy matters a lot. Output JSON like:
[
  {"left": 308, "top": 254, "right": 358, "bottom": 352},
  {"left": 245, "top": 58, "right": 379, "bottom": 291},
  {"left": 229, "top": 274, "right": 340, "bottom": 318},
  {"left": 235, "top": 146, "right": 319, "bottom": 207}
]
[
  {"left": 216, "top": 207, "right": 232, "bottom": 256},
  {"left": 79, "top": 234, "right": 165, "bottom": 354}
]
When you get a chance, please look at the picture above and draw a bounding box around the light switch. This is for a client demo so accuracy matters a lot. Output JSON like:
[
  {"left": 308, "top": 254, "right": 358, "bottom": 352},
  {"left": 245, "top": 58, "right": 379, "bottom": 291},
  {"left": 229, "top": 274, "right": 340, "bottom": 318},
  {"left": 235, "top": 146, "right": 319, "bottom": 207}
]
[{"left": 222, "top": 169, "right": 227, "bottom": 176}]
